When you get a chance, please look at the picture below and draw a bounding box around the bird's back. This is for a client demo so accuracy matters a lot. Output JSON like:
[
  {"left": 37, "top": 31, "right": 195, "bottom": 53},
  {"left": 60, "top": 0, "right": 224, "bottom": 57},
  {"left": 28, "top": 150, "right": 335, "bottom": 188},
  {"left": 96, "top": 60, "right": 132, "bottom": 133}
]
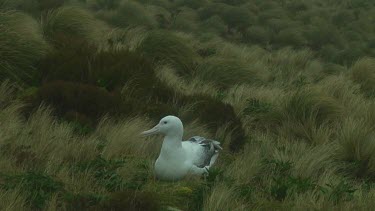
[{"left": 182, "top": 136, "right": 222, "bottom": 168}]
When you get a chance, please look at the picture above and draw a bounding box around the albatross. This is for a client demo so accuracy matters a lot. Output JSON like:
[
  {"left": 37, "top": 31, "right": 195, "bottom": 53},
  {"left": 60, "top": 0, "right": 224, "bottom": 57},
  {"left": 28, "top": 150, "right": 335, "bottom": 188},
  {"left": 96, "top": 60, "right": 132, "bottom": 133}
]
[{"left": 141, "top": 115, "right": 222, "bottom": 181}]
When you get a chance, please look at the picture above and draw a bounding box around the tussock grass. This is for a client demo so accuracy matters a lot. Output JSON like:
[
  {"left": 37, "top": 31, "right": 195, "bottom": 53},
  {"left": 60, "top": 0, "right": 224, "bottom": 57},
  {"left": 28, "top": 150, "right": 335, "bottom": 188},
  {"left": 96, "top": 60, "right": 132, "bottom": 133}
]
[
  {"left": 351, "top": 57, "right": 375, "bottom": 97},
  {"left": 41, "top": 6, "right": 105, "bottom": 43},
  {"left": 2, "top": 0, "right": 375, "bottom": 209},
  {"left": 97, "top": 0, "right": 157, "bottom": 29},
  {"left": 0, "top": 11, "right": 48, "bottom": 84},
  {"left": 98, "top": 117, "right": 161, "bottom": 159},
  {"left": 100, "top": 27, "right": 148, "bottom": 51},
  {"left": 156, "top": 65, "right": 217, "bottom": 97},
  {"left": 336, "top": 118, "right": 375, "bottom": 179},
  {"left": 203, "top": 184, "right": 248, "bottom": 211},
  {"left": 195, "top": 57, "right": 262, "bottom": 89},
  {"left": 137, "top": 30, "right": 198, "bottom": 76}
]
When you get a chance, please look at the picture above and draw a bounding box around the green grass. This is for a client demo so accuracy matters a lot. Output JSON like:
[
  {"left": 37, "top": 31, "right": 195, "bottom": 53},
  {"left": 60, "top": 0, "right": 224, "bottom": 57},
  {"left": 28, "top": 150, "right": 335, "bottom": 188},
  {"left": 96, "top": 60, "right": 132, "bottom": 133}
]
[
  {"left": 137, "top": 30, "right": 199, "bottom": 76},
  {"left": 0, "top": 11, "right": 48, "bottom": 85},
  {"left": 1, "top": 0, "right": 375, "bottom": 210},
  {"left": 41, "top": 6, "right": 104, "bottom": 44}
]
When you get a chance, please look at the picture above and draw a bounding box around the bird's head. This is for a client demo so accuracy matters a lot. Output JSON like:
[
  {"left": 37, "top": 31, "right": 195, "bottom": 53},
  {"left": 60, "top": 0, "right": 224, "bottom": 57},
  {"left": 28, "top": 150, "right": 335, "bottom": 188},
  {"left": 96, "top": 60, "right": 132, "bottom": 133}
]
[{"left": 141, "top": 115, "right": 183, "bottom": 137}]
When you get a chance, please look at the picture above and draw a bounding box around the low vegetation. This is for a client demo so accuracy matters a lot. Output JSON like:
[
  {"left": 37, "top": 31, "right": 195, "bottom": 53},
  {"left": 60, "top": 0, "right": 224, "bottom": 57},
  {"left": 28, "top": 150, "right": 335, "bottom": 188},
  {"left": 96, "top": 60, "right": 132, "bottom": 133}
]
[{"left": 1, "top": 0, "right": 375, "bottom": 210}]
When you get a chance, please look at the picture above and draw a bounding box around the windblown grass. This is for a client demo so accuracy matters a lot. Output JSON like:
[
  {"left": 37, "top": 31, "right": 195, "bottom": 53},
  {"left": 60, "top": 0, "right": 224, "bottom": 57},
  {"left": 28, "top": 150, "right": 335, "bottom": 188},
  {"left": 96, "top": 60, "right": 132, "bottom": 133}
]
[
  {"left": 41, "top": 6, "right": 105, "bottom": 44},
  {"left": 137, "top": 30, "right": 199, "bottom": 76},
  {"left": 2, "top": 0, "right": 375, "bottom": 209},
  {"left": 351, "top": 57, "right": 375, "bottom": 97},
  {"left": 96, "top": 0, "right": 157, "bottom": 29},
  {"left": 0, "top": 11, "right": 48, "bottom": 84}
]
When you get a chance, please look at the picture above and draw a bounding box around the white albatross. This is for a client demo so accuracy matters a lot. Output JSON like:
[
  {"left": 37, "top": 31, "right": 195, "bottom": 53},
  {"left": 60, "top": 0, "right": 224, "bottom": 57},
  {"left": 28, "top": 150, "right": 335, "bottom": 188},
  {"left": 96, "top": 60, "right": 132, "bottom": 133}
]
[{"left": 141, "top": 115, "right": 222, "bottom": 181}]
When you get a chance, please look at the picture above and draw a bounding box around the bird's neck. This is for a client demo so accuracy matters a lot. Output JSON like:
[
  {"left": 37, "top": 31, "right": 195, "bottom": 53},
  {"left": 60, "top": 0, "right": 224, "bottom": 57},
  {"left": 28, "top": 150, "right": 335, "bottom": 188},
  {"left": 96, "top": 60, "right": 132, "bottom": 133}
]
[{"left": 160, "top": 134, "right": 183, "bottom": 158}]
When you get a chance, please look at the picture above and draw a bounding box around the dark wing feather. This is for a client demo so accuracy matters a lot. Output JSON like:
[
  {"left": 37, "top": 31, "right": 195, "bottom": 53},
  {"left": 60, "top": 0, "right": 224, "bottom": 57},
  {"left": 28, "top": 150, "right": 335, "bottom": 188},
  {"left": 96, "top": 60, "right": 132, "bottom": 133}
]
[{"left": 187, "top": 136, "right": 222, "bottom": 168}]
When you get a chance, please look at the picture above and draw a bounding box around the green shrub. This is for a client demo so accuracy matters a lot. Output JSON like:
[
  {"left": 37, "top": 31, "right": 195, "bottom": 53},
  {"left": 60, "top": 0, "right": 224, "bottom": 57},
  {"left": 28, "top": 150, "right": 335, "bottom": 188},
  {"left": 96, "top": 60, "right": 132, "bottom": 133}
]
[
  {"left": 305, "top": 24, "right": 344, "bottom": 50},
  {"left": 319, "top": 45, "right": 340, "bottom": 63},
  {"left": 213, "top": 0, "right": 248, "bottom": 6},
  {"left": 0, "top": 171, "right": 64, "bottom": 209},
  {"left": 88, "top": 0, "right": 121, "bottom": 10},
  {"left": 351, "top": 57, "right": 375, "bottom": 97},
  {"left": 137, "top": 30, "right": 198, "bottom": 76},
  {"left": 200, "top": 15, "right": 227, "bottom": 35},
  {"left": 75, "top": 156, "right": 126, "bottom": 191},
  {"left": 274, "top": 28, "right": 307, "bottom": 47},
  {"left": 286, "top": 1, "right": 309, "bottom": 13},
  {"left": 336, "top": 42, "right": 366, "bottom": 65},
  {"left": 243, "top": 26, "right": 271, "bottom": 44},
  {"left": 171, "top": 8, "right": 199, "bottom": 32},
  {"left": 266, "top": 18, "right": 297, "bottom": 33},
  {"left": 220, "top": 6, "right": 255, "bottom": 32},
  {"left": 331, "top": 10, "right": 356, "bottom": 27},
  {"left": 198, "top": 3, "right": 227, "bottom": 20},
  {"left": 98, "top": 0, "right": 157, "bottom": 29},
  {"left": 175, "top": 0, "right": 208, "bottom": 9},
  {"left": 263, "top": 159, "right": 319, "bottom": 201}
]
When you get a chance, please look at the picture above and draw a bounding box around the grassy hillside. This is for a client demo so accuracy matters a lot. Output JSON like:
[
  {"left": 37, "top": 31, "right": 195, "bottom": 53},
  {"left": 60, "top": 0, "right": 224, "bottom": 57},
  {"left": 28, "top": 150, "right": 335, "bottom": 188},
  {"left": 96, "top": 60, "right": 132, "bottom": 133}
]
[{"left": 1, "top": 0, "right": 375, "bottom": 210}]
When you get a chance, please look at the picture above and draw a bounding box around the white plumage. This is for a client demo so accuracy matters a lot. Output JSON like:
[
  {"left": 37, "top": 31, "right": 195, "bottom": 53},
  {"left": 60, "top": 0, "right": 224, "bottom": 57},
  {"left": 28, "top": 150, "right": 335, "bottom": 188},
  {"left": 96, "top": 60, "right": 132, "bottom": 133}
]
[{"left": 141, "top": 115, "right": 222, "bottom": 181}]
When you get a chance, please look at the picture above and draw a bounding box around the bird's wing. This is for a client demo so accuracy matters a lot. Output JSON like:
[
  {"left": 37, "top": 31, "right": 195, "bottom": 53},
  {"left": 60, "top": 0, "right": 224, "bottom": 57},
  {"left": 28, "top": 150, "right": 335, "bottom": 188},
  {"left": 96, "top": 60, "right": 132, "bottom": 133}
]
[{"left": 182, "top": 136, "right": 222, "bottom": 168}]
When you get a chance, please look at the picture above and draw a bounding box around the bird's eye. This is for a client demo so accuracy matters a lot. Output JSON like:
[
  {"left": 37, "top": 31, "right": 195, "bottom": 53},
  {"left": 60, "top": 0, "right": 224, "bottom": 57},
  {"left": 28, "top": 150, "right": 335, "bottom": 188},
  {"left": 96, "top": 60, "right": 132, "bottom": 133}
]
[{"left": 163, "top": 121, "right": 168, "bottom": 124}]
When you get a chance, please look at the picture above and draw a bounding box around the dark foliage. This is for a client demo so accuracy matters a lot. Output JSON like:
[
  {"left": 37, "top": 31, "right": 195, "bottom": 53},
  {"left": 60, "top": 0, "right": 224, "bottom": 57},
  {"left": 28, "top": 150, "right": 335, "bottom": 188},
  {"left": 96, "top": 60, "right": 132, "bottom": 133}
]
[
  {"left": 35, "top": 80, "right": 127, "bottom": 124},
  {"left": 38, "top": 34, "right": 97, "bottom": 84},
  {"left": 180, "top": 95, "right": 246, "bottom": 152},
  {"left": 0, "top": 143, "right": 42, "bottom": 170}
]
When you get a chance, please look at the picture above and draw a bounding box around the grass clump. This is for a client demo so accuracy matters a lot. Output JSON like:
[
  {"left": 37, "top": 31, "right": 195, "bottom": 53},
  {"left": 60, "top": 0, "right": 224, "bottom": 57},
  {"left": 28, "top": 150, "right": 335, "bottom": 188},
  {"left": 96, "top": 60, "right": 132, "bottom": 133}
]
[
  {"left": 34, "top": 80, "right": 126, "bottom": 123},
  {"left": 181, "top": 94, "right": 246, "bottom": 152},
  {"left": 100, "top": 190, "right": 161, "bottom": 211},
  {"left": 97, "top": 0, "right": 157, "bottom": 29},
  {"left": 337, "top": 118, "right": 375, "bottom": 179},
  {"left": 195, "top": 58, "right": 261, "bottom": 89},
  {"left": 41, "top": 6, "right": 103, "bottom": 44},
  {"left": 137, "top": 30, "right": 198, "bottom": 76},
  {"left": 0, "top": 171, "right": 63, "bottom": 209},
  {"left": 351, "top": 57, "right": 375, "bottom": 97},
  {"left": 0, "top": 11, "right": 48, "bottom": 85}
]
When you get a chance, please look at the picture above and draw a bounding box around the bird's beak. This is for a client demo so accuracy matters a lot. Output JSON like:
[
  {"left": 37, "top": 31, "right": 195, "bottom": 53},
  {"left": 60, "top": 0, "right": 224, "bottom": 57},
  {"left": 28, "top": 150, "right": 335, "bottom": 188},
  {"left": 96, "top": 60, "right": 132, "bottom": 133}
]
[{"left": 140, "top": 124, "right": 160, "bottom": 136}]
